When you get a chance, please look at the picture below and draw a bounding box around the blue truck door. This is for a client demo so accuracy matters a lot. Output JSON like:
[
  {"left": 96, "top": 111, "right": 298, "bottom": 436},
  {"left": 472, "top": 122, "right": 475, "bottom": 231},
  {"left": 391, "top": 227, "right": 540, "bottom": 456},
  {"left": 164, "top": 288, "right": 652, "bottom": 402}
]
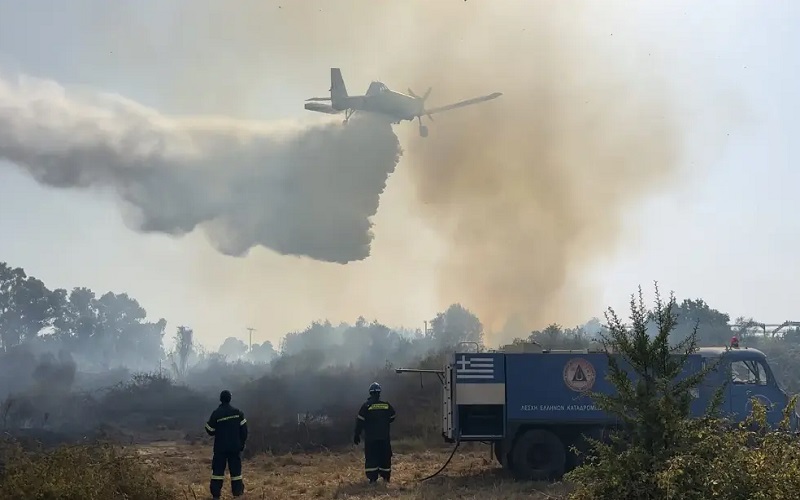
[
  {"left": 728, "top": 356, "right": 784, "bottom": 426},
  {"left": 683, "top": 355, "right": 712, "bottom": 416}
]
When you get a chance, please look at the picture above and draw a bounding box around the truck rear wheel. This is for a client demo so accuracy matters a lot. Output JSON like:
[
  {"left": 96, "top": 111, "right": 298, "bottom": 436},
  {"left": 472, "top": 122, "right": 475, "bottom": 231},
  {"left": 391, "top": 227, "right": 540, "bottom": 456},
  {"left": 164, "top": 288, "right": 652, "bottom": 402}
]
[{"left": 511, "top": 429, "right": 566, "bottom": 481}]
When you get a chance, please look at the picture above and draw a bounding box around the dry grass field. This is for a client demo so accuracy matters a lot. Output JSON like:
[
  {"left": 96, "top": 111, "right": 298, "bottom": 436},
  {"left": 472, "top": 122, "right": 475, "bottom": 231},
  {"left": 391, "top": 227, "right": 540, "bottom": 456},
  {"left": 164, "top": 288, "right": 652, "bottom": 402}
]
[{"left": 136, "top": 440, "right": 570, "bottom": 500}]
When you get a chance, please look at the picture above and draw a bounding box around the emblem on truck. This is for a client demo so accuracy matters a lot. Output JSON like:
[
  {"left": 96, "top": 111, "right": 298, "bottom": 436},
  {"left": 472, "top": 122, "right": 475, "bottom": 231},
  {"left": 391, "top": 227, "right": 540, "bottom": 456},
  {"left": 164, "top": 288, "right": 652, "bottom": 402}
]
[
  {"left": 745, "top": 394, "right": 774, "bottom": 414},
  {"left": 563, "top": 358, "right": 596, "bottom": 392}
]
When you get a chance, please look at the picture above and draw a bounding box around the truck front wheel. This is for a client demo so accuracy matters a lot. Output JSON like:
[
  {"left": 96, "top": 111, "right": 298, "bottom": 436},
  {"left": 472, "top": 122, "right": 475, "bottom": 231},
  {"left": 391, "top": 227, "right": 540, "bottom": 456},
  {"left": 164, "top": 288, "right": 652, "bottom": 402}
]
[{"left": 511, "top": 429, "right": 566, "bottom": 481}]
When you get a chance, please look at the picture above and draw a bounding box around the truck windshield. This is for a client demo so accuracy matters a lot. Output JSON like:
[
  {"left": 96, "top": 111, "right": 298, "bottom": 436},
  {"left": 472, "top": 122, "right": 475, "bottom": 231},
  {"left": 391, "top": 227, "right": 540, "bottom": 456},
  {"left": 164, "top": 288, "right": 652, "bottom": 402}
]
[{"left": 731, "top": 359, "right": 768, "bottom": 385}]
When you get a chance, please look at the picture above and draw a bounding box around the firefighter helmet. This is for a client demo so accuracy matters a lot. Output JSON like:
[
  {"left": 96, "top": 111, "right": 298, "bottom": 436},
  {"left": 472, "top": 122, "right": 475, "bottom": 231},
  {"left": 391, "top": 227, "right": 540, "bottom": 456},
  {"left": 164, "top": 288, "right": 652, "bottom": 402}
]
[{"left": 369, "top": 382, "right": 382, "bottom": 395}]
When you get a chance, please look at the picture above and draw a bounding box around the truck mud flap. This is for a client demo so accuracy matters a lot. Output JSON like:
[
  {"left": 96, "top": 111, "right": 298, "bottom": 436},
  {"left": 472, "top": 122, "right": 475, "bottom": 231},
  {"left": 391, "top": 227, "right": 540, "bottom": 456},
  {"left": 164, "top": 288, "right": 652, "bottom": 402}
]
[
  {"left": 511, "top": 429, "right": 566, "bottom": 481},
  {"left": 493, "top": 441, "right": 505, "bottom": 465}
]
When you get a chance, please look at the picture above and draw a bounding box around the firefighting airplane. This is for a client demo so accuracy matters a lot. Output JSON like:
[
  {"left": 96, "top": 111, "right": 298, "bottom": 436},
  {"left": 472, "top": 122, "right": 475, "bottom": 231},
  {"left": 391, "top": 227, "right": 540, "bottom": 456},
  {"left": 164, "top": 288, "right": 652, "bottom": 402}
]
[{"left": 304, "top": 68, "right": 502, "bottom": 137}]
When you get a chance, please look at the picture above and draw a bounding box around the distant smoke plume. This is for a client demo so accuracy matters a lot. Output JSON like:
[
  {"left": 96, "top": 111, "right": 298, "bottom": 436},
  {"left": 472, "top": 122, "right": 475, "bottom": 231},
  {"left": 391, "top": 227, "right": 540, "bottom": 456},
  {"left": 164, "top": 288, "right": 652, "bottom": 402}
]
[
  {"left": 0, "top": 73, "right": 402, "bottom": 263},
  {"left": 388, "top": 4, "right": 685, "bottom": 334}
]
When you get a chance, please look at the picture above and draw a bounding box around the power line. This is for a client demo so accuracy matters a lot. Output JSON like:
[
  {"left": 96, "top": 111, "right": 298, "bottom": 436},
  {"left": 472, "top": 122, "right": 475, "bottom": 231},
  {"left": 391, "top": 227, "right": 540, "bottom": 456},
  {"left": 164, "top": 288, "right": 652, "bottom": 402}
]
[{"left": 246, "top": 327, "right": 256, "bottom": 351}]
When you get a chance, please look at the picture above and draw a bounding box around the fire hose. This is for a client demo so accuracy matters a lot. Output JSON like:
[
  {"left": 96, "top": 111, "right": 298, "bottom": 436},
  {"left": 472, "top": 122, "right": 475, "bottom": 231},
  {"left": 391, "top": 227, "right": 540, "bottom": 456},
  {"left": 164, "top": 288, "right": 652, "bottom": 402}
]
[{"left": 419, "top": 440, "right": 461, "bottom": 482}]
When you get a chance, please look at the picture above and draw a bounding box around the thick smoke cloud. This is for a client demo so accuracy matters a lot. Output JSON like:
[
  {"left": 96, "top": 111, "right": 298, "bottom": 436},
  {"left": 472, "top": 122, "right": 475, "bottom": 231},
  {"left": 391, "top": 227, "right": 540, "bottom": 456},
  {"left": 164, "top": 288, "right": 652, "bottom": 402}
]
[
  {"left": 0, "top": 73, "right": 402, "bottom": 263},
  {"left": 115, "top": 0, "right": 690, "bottom": 336},
  {"left": 0, "top": 1, "right": 718, "bottom": 341},
  {"left": 396, "top": 4, "right": 685, "bottom": 334}
]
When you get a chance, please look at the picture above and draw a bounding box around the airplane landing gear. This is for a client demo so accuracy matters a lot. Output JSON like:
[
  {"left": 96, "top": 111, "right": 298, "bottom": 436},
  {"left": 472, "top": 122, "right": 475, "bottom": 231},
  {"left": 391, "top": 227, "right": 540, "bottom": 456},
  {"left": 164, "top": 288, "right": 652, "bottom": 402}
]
[
  {"left": 417, "top": 116, "right": 429, "bottom": 138},
  {"left": 342, "top": 109, "right": 355, "bottom": 125}
]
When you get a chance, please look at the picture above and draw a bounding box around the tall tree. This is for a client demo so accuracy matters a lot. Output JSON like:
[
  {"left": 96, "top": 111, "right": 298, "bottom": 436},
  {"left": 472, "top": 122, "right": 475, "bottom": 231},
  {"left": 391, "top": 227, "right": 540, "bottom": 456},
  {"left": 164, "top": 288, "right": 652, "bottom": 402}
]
[
  {"left": 170, "top": 326, "right": 194, "bottom": 378},
  {"left": 0, "top": 264, "right": 24, "bottom": 344},
  {"left": 95, "top": 292, "right": 165, "bottom": 368},
  {"left": 0, "top": 263, "right": 61, "bottom": 350},
  {"left": 61, "top": 287, "right": 100, "bottom": 349},
  {"left": 245, "top": 340, "right": 277, "bottom": 364},
  {"left": 280, "top": 320, "right": 334, "bottom": 356},
  {"left": 670, "top": 298, "right": 732, "bottom": 345},
  {"left": 428, "top": 303, "right": 484, "bottom": 349},
  {"left": 341, "top": 318, "right": 401, "bottom": 366},
  {"left": 218, "top": 336, "right": 248, "bottom": 360}
]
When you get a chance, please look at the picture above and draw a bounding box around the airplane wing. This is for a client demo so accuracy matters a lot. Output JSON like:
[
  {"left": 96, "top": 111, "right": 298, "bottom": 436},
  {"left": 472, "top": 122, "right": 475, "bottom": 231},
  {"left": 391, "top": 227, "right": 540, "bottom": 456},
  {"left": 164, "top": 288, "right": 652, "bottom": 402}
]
[
  {"left": 304, "top": 102, "right": 341, "bottom": 114},
  {"left": 422, "top": 92, "right": 503, "bottom": 116}
]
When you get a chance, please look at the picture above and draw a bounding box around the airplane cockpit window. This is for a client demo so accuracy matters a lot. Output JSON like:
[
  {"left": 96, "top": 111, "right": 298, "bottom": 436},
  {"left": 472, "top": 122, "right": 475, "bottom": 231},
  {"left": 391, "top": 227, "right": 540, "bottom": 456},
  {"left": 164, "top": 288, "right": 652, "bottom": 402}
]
[
  {"left": 731, "top": 360, "right": 768, "bottom": 385},
  {"left": 367, "top": 82, "right": 388, "bottom": 95}
]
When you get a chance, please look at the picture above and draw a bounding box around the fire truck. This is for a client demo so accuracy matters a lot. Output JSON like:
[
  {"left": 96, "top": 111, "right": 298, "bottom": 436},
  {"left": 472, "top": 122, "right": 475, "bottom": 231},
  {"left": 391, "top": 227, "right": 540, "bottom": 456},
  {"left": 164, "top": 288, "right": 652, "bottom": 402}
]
[{"left": 397, "top": 339, "right": 795, "bottom": 480}]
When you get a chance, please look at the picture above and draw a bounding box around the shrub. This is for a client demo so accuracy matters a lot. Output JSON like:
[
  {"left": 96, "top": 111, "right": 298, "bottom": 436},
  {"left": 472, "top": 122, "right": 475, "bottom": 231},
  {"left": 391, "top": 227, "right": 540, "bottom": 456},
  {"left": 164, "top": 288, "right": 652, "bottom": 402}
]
[
  {"left": 566, "top": 285, "right": 800, "bottom": 499},
  {"left": 98, "top": 372, "right": 212, "bottom": 432},
  {"left": 0, "top": 440, "right": 178, "bottom": 500},
  {"left": 569, "top": 397, "right": 800, "bottom": 499}
]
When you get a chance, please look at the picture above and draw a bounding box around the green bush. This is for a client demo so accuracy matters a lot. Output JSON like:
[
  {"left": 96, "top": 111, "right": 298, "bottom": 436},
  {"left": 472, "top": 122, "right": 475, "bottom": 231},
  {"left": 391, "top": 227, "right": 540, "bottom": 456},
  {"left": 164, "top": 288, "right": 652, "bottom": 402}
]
[
  {"left": 566, "top": 285, "right": 800, "bottom": 499},
  {"left": 569, "top": 399, "right": 800, "bottom": 500},
  {"left": 0, "top": 440, "right": 178, "bottom": 500}
]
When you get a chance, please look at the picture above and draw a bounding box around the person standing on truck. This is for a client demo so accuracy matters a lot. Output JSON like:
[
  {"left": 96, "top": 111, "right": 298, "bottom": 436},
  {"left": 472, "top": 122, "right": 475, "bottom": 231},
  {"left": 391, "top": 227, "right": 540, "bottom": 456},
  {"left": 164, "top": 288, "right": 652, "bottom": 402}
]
[
  {"left": 353, "top": 382, "right": 396, "bottom": 483},
  {"left": 205, "top": 390, "right": 248, "bottom": 499}
]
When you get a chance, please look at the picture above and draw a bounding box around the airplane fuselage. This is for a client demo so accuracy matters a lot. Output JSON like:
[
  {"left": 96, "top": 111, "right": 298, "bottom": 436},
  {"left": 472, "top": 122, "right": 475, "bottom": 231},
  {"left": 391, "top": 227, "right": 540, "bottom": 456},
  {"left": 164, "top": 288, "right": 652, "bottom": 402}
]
[
  {"left": 305, "top": 68, "right": 501, "bottom": 138},
  {"left": 332, "top": 91, "right": 422, "bottom": 122}
]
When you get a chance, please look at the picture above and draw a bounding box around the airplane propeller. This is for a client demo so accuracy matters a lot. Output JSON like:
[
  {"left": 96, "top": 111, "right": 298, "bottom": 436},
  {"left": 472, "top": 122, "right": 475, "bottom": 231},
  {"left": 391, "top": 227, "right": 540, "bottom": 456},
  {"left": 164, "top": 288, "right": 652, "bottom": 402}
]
[{"left": 408, "top": 87, "right": 434, "bottom": 121}]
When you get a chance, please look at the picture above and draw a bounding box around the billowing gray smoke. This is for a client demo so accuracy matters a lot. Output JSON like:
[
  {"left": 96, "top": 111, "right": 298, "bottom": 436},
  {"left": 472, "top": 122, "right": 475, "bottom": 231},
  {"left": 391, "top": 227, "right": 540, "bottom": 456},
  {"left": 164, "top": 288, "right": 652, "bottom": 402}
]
[{"left": 0, "top": 73, "right": 402, "bottom": 263}]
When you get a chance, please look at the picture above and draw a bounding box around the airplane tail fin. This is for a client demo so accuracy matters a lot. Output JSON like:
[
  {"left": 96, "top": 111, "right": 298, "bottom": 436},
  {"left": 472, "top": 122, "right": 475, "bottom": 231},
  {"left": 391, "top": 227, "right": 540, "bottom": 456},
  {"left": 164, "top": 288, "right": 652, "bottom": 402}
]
[{"left": 330, "top": 68, "right": 348, "bottom": 100}]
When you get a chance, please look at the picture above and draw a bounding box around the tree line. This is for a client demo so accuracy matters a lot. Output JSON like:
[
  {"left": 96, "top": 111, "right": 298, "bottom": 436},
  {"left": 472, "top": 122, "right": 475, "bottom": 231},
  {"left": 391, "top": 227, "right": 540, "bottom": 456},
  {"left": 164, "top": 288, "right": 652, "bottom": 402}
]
[
  {"left": 0, "top": 261, "right": 485, "bottom": 375},
  {"left": 522, "top": 297, "right": 800, "bottom": 394},
  {"left": 5, "top": 259, "right": 800, "bottom": 386},
  {"left": 0, "top": 262, "right": 165, "bottom": 370}
]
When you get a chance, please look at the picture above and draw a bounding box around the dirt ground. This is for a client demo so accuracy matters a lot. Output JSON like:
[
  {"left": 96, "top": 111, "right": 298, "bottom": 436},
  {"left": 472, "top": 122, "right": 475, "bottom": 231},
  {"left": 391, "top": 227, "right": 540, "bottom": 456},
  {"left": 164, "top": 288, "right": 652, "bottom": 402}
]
[{"left": 134, "top": 440, "right": 570, "bottom": 499}]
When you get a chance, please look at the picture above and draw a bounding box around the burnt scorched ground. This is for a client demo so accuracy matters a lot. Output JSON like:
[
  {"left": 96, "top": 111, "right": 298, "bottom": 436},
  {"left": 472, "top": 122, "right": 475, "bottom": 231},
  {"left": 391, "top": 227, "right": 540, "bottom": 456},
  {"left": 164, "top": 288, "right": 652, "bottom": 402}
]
[{"left": 137, "top": 440, "right": 570, "bottom": 499}]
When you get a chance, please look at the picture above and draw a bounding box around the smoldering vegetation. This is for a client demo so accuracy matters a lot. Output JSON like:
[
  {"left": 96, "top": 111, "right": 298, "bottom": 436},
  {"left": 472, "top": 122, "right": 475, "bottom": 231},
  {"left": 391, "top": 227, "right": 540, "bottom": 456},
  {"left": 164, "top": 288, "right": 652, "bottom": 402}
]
[
  {"left": 0, "top": 261, "right": 486, "bottom": 452},
  {"left": 4, "top": 260, "right": 800, "bottom": 457},
  {"left": 0, "top": 72, "right": 402, "bottom": 264}
]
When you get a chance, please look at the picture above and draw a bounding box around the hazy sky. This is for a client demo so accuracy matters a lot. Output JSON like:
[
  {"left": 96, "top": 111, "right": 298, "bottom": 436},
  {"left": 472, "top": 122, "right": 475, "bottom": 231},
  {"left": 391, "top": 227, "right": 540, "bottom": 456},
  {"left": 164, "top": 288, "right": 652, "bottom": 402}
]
[{"left": 0, "top": 1, "right": 797, "bottom": 349}]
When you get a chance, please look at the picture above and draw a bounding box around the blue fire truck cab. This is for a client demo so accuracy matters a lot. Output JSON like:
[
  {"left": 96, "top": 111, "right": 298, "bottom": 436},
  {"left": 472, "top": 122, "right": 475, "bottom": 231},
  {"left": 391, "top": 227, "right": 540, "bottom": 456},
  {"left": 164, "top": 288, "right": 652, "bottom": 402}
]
[{"left": 401, "top": 341, "right": 795, "bottom": 481}]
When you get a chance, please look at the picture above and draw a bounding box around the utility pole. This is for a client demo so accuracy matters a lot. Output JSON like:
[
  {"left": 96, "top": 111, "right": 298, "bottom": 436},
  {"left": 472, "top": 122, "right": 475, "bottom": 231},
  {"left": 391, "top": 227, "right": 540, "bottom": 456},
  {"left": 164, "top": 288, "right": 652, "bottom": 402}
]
[{"left": 246, "top": 327, "right": 256, "bottom": 351}]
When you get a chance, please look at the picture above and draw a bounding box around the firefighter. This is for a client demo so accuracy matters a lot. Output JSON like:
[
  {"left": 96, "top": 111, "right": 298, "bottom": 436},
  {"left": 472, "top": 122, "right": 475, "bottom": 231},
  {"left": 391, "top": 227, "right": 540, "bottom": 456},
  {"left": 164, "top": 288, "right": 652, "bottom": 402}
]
[
  {"left": 353, "top": 382, "right": 396, "bottom": 483},
  {"left": 205, "top": 390, "right": 248, "bottom": 499}
]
